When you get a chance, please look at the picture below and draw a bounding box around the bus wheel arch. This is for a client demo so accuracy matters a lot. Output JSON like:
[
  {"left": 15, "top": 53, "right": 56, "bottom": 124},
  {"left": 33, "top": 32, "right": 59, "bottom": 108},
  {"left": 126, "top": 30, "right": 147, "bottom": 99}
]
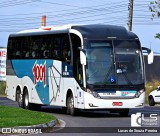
[{"left": 66, "top": 89, "right": 78, "bottom": 116}]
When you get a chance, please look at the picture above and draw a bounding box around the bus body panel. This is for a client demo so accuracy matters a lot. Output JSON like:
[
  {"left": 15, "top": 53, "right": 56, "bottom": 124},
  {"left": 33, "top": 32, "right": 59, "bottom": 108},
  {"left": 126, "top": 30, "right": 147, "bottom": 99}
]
[
  {"left": 21, "top": 76, "right": 43, "bottom": 104},
  {"left": 6, "top": 76, "right": 21, "bottom": 101},
  {"left": 48, "top": 60, "right": 63, "bottom": 106},
  {"left": 6, "top": 59, "right": 84, "bottom": 107}
]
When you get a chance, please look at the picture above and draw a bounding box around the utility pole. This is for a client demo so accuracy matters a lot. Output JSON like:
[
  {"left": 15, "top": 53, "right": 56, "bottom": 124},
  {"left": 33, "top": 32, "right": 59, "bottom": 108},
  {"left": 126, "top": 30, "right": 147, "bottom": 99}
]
[{"left": 128, "top": 0, "right": 134, "bottom": 31}]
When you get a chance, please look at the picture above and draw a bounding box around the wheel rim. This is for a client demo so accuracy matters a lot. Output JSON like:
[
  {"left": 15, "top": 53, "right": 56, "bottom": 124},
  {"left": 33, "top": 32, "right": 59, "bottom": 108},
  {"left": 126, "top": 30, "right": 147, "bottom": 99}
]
[
  {"left": 67, "top": 95, "right": 74, "bottom": 115},
  {"left": 18, "top": 94, "right": 23, "bottom": 107},
  {"left": 70, "top": 97, "right": 74, "bottom": 112}
]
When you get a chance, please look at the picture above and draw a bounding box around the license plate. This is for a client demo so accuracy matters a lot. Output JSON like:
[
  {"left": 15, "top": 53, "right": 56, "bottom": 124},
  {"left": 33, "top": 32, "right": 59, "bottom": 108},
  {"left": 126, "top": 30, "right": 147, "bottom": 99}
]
[
  {"left": 98, "top": 92, "right": 116, "bottom": 96},
  {"left": 112, "top": 102, "right": 123, "bottom": 106},
  {"left": 106, "top": 93, "right": 116, "bottom": 96}
]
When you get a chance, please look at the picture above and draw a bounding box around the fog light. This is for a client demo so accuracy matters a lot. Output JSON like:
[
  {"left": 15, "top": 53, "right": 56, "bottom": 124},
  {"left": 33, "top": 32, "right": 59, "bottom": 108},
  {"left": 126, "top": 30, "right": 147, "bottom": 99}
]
[
  {"left": 135, "top": 89, "right": 144, "bottom": 98},
  {"left": 87, "top": 89, "right": 101, "bottom": 98}
]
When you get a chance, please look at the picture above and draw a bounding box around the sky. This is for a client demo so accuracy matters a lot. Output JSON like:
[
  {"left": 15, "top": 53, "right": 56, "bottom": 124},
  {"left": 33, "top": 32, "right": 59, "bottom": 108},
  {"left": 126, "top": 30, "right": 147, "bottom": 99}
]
[{"left": 0, "top": 0, "right": 159, "bottom": 52}]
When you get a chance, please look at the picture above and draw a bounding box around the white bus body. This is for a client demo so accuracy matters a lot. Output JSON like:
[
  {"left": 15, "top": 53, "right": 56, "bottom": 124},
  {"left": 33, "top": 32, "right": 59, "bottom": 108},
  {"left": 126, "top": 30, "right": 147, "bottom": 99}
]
[{"left": 6, "top": 24, "right": 153, "bottom": 116}]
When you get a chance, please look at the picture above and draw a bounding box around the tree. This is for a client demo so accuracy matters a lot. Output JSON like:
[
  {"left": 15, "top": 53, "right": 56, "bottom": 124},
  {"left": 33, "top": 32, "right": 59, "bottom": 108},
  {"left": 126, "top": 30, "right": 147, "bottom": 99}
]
[{"left": 149, "top": 0, "right": 160, "bottom": 39}]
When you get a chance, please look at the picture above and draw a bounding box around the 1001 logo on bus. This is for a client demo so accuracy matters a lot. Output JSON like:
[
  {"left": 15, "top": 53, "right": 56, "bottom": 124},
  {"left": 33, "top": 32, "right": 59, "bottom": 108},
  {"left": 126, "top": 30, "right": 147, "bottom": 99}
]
[{"left": 32, "top": 61, "right": 46, "bottom": 87}]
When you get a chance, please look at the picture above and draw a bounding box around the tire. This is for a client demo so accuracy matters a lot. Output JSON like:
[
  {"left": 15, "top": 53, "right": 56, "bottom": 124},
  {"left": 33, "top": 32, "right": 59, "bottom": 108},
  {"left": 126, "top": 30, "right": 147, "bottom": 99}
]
[
  {"left": 119, "top": 109, "right": 129, "bottom": 117},
  {"left": 23, "top": 89, "right": 41, "bottom": 110},
  {"left": 66, "top": 94, "right": 77, "bottom": 116},
  {"left": 149, "top": 95, "right": 155, "bottom": 106},
  {"left": 23, "top": 90, "right": 29, "bottom": 109},
  {"left": 16, "top": 92, "right": 24, "bottom": 108}
]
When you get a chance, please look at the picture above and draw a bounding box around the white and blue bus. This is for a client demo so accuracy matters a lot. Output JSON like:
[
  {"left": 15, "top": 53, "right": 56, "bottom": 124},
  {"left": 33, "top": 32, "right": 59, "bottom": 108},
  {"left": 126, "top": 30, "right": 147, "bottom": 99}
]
[{"left": 6, "top": 24, "right": 153, "bottom": 116}]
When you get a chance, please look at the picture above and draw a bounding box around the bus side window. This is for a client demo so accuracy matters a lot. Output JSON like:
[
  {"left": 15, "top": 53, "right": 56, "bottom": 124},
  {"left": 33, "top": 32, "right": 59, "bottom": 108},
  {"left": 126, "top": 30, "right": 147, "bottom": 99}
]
[
  {"left": 8, "top": 39, "right": 14, "bottom": 59},
  {"left": 43, "top": 50, "right": 50, "bottom": 58},
  {"left": 14, "top": 38, "right": 22, "bottom": 59},
  {"left": 32, "top": 51, "right": 36, "bottom": 58},
  {"left": 51, "top": 37, "right": 58, "bottom": 59},
  {"left": 25, "top": 52, "right": 30, "bottom": 58},
  {"left": 15, "top": 51, "right": 21, "bottom": 59}
]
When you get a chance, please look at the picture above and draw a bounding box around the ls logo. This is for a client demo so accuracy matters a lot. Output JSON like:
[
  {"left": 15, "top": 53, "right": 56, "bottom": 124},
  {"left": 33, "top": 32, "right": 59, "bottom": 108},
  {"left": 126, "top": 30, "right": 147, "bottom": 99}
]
[{"left": 32, "top": 61, "right": 46, "bottom": 87}]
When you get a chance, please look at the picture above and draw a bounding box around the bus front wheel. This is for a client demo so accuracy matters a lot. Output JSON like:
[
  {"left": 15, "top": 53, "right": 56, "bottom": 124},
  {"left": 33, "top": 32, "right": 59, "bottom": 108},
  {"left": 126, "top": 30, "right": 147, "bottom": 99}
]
[{"left": 66, "top": 94, "right": 77, "bottom": 116}]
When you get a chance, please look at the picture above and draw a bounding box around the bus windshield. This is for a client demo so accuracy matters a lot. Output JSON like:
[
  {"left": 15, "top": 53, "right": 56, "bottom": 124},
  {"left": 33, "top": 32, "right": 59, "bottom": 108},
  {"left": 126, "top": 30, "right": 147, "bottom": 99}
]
[{"left": 85, "top": 40, "right": 144, "bottom": 85}]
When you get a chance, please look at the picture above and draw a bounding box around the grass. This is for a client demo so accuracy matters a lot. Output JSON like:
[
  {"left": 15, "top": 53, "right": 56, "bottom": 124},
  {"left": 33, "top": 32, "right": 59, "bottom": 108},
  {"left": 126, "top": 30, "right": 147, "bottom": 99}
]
[
  {"left": 0, "top": 105, "right": 56, "bottom": 128},
  {"left": 145, "top": 80, "right": 160, "bottom": 104}
]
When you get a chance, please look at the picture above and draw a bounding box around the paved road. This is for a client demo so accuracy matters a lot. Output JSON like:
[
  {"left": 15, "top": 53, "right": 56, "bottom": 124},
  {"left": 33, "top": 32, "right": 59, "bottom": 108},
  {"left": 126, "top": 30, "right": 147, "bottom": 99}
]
[
  {"left": 0, "top": 96, "right": 18, "bottom": 107},
  {"left": 0, "top": 96, "right": 160, "bottom": 136}
]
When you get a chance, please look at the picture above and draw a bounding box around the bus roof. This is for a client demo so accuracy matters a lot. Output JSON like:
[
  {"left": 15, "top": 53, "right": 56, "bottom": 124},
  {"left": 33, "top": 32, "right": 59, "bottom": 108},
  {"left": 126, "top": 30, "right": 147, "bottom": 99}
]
[
  {"left": 9, "top": 24, "right": 138, "bottom": 40},
  {"left": 71, "top": 24, "right": 138, "bottom": 40}
]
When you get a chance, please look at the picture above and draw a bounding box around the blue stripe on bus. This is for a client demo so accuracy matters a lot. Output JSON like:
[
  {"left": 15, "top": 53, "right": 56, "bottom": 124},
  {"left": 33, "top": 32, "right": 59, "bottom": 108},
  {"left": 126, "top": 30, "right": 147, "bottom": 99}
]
[
  {"left": 12, "top": 60, "right": 53, "bottom": 104},
  {"left": 11, "top": 60, "right": 74, "bottom": 104}
]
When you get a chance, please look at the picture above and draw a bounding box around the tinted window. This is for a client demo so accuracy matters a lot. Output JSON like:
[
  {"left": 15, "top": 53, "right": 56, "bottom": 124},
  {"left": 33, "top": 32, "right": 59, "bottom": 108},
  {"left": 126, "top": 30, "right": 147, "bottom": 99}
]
[{"left": 7, "top": 33, "right": 70, "bottom": 62}]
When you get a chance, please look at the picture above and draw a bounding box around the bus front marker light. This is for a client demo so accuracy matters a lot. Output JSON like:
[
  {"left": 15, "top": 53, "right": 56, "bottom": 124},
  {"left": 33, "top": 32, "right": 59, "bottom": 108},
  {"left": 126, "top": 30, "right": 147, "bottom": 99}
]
[
  {"left": 136, "top": 103, "right": 144, "bottom": 107},
  {"left": 87, "top": 89, "right": 101, "bottom": 98},
  {"left": 135, "top": 89, "right": 144, "bottom": 98}
]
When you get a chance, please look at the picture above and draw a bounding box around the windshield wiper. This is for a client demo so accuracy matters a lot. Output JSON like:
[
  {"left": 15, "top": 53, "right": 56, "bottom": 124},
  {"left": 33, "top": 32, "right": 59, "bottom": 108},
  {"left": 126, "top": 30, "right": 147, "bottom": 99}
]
[
  {"left": 103, "top": 63, "right": 115, "bottom": 84},
  {"left": 103, "top": 60, "right": 133, "bottom": 85},
  {"left": 117, "top": 68, "right": 133, "bottom": 85}
]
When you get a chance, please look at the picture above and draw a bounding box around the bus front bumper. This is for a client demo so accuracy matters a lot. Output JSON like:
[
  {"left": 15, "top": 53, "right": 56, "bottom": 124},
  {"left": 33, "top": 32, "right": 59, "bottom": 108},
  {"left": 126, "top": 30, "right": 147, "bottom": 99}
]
[{"left": 83, "top": 92, "right": 145, "bottom": 109}]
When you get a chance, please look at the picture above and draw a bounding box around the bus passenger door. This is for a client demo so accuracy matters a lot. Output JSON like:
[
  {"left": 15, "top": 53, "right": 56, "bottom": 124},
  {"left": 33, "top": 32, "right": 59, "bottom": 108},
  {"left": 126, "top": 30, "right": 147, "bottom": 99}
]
[
  {"left": 76, "top": 84, "right": 85, "bottom": 109},
  {"left": 75, "top": 60, "right": 85, "bottom": 109},
  {"left": 70, "top": 33, "right": 85, "bottom": 109}
]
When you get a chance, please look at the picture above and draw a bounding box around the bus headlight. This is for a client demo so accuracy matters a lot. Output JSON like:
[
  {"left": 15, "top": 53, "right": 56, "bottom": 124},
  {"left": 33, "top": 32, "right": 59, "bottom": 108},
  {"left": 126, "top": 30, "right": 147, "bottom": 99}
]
[
  {"left": 87, "top": 89, "right": 101, "bottom": 98},
  {"left": 135, "top": 89, "right": 144, "bottom": 98}
]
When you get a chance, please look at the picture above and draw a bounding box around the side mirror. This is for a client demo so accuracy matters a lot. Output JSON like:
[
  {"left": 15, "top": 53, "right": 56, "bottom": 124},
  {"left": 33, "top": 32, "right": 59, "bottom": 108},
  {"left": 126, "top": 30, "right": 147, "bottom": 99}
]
[
  {"left": 148, "top": 51, "right": 154, "bottom": 64},
  {"left": 142, "top": 47, "right": 154, "bottom": 64},
  {"left": 78, "top": 47, "right": 86, "bottom": 65},
  {"left": 80, "top": 51, "right": 86, "bottom": 65}
]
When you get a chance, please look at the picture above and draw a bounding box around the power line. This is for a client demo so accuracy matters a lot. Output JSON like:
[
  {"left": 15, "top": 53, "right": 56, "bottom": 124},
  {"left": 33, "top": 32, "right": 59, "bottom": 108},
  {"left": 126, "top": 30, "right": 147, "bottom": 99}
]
[
  {"left": 0, "top": 3, "right": 128, "bottom": 23},
  {"left": 0, "top": 1, "right": 127, "bottom": 17},
  {"left": 39, "top": 0, "right": 81, "bottom": 8},
  {"left": 0, "top": 0, "right": 32, "bottom": 8},
  {"left": 0, "top": 0, "right": 158, "bottom": 32}
]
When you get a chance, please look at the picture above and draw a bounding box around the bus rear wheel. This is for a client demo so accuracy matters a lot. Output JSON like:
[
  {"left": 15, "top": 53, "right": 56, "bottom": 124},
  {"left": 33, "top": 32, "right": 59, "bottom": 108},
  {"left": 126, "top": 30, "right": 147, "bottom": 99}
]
[
  {"left": 16, "top": 91, "right": 23, "bottom": 108},
  {"left": 23, "top": 89, "right": 41, "bottom": 111},
  {"left": 23, "top": 90, "right": 29, "bottom": 109},
  {"left": 66, "top": 94, "right": 77, "bottom": 116}
]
